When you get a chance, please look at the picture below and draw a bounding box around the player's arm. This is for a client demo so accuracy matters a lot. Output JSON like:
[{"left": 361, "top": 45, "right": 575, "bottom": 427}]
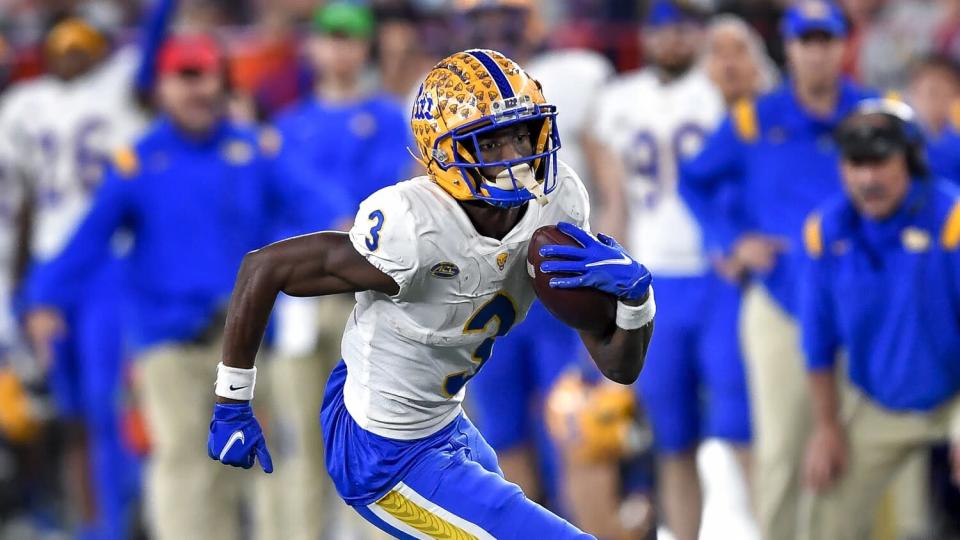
[
  {"left": 540, "top": 222, "right": 654, "bottom": 385},
  {"left": 220, "top": 231, "right": 396, "bottom": 374},
  {"left": 577, "top": 298, "right": 653, "bottom": 385}
]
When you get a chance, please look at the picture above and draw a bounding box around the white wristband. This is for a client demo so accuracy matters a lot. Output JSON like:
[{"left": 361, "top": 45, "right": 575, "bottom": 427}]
[
  {"left": 215, "top": 362, "right": 257, "bottom": 401},
  {"left": 616, "top": 287, "right": 656, "bottom": 330}
]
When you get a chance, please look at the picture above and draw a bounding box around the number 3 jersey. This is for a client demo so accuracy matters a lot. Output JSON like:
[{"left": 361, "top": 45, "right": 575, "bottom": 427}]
[
  {"left": 590, "top": 68, "right": 724, "bottom": 276},
  {"left": 344, "top": 161, "right": 590, "bottom": 440}
]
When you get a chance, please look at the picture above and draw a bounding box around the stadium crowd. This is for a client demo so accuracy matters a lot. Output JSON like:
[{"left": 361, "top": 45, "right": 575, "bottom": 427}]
[{"left": 0, "top": 0, "right": 958, "bottom": 539}]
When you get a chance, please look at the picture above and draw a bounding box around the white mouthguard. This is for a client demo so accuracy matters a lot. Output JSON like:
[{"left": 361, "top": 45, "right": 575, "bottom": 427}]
[{"left": 487, "top": 164, "right": 549, "bottom": 206}]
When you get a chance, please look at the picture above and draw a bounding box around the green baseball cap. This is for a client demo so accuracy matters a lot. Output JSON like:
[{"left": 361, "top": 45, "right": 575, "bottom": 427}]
[{"left": 312, "top": 2, "right": 375, "bottom": 39}]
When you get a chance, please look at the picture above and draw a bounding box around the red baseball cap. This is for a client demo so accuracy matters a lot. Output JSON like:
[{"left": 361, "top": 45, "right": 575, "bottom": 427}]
[{"left": 157, "top": 34, "right": 222, "bottom": 75}]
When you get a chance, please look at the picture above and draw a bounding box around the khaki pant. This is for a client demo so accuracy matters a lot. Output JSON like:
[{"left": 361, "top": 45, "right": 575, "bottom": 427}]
[
  {"left": 799, "top": 390, "right": 960, "bottom": 540},
  {"left": 137, "top": 338, "right": 267, "bottom": 540},
  {"left": 741, "top": 285, "right": 810, "bottom": 540},
  {"left": 259, "top": 294, "right": 391, "bottom": 540}
]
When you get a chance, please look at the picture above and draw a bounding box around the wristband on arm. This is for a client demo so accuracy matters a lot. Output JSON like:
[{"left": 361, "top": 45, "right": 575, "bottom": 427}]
[
  {"left": 215, "top": 362, "right": 256, "bottom": 401},
  {"left": 616, "top": 287, "right": 656, "bottom": 330}
]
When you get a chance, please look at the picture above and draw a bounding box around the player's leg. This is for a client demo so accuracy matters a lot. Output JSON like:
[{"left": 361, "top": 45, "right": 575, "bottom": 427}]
[
  {"left": 741, "top": 284, "right": 810, "bottom": 540},
  {"left": 636, "top": 276, "right": 702, "bottom": 540},
  {"left": 357, "top": 415, "right": 593, "bottom": 540},
  {"left": 75, "top": 265, "right": 140, "bottom": 539}
]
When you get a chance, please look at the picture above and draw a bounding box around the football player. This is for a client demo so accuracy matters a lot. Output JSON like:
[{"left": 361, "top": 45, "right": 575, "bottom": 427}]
[
  {"left": 587, "top": 2, "right": 751, "bottom": 540},
  {"left": 208, "top": 49, "right": 655, "bottom": 538},
  {"left": 6, "top": 5, "right": 173, "bottom": 536}
]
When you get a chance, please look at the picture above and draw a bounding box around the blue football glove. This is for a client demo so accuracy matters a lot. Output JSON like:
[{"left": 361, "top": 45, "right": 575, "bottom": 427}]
[
  {"left": 539, "top": 222, "right": 652, "bottom": 302},
  {"left": 207, "top": 403, "right": 273, "bottom": 473}
]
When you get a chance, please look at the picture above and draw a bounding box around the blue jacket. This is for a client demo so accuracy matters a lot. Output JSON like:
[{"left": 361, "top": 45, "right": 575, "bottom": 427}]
[
  {"left": 800, "top": 180, "right": 960, "bottom": 411},
  {"left": 26, "top": 118, "right": 323, "bottom": 350},
  {"left": 680, "top": 79, "right": 876, "bottom": 314},
  {"left": 273, "top": 93, "right": 412, "bottom": 208}
]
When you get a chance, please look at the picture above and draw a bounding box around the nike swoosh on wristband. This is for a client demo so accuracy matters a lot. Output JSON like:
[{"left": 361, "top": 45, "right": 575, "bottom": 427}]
[
  {"left": 229, "top": 384, "right": 248, "bottom": 391},
  {"left": 219, "top": 431, "right": 245, "bottom": 461},
  {"left": 584, "top": 253, "right": 633, "bottom": 268}
]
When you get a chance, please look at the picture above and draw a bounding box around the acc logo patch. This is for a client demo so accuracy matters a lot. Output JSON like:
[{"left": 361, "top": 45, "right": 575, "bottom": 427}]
[
  {"left": 496, "top": 252, "right": 508, "bottom": 271},
  {"left": 430, "top": 261, "right": 460, "bottom": 279}
]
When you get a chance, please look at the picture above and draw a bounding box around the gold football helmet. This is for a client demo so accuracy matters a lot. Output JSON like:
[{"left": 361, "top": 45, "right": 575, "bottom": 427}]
[{"left": 410, "top": 49, "right": 560, "bottom": 208}]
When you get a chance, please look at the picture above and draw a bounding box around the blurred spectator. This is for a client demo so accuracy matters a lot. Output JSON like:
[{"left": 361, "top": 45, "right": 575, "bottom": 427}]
[
  {"left": 836, "top": 0, "right": 886, "bottom": 82},
  {"left": 908, "top": 53, "right": 960, "bottom": 184},
  {"left": 798, "top": 99, "right": 960, "bottom": 540},
  {"left": 857, "top": 0, "right": 943, "bottom": 92},
  {"left": 22, "top": 34, "right": 311, "bottom": 540},
  {"left": 274, "top": 1, "right": 410, "bottom": 208},
  {"left": 588, "top": 3, "right": 750, "bottom": 539},
  {"left": 702, "top": 14, "right": 778, "bottom": 107},
  {"left": 680, "top": 2, "right": 877, "bottom": 538},
  {"left": 2, "top": 5, "right": 171, "bottom": 536},
  {"left": 714, "top": 0, "right": 788, "bottom": 67},
  {"left": 373, "top": 2, "right": 438, "bottom": 101}
]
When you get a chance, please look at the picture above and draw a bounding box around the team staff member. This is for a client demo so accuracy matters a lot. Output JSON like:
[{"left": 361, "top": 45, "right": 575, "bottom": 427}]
[
  {"left": 799, "top": 99, "right": 960, "bottom": 540},
  {"left": 907, "top": 54, "right": 960, "bottom": 185},
  {"left": 680, "top": 2, "right": 876, "bottom": 537},
  {"left": 23, "top": 35, "right": 318, "bottom": 540}
]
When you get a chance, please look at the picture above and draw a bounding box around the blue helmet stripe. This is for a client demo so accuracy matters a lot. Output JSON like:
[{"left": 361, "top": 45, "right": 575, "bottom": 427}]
[{"left": 467, "top": 50, "right": 515, "bottom": 99}]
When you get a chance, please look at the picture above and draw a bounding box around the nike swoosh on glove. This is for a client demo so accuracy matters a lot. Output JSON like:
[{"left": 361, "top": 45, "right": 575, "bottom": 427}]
[
  {"left": 208, "top": 403, "right": 273, "bottom": 473},
  {"left": 539, "top": 221, "right": 653, "bottom": 302}
]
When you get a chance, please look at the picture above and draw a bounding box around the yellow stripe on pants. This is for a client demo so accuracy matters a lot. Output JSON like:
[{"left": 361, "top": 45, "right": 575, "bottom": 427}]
[{"left": 376, "top": 490, "right": 479, "bottom": 540}]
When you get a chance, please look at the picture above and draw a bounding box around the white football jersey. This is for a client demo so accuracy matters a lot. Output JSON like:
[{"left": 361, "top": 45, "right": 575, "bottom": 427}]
[
  {"left": 526, "top": 49, "right": 614, "bottom": 186},
  {"left": 343, "top": 161, "right": 590, "bottom": 439},
  {"left": 0, "top": 47, "right": 147, "bottom": 261},
  {"left": 591, "top": 68, "right": 725, "bottom": 275}
]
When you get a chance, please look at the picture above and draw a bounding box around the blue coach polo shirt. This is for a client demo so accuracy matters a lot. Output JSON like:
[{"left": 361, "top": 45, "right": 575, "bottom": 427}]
[
  {"left": 680, "top": 79, "right": 876, "bottom": 315},
  {"left": 26, "top": 117, "right": 325, "bottom": 350},
  {"left": 800, "top": 180, "right": 960, "bottom": 411}
]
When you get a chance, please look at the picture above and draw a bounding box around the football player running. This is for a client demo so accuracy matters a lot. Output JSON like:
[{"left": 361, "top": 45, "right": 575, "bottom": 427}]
[{"left": 208, "top": 49, "right": 655, "bottom": 538}]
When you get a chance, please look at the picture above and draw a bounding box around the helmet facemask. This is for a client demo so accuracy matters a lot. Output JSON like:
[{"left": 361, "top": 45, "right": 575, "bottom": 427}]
[{"left": 435, "top": 97, "right": 561, "bottom": 208}]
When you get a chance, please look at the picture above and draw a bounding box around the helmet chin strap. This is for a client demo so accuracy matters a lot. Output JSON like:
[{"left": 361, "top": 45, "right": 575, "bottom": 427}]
[{"left": 486, "top": 164, "right": 549, "bottom": 206}]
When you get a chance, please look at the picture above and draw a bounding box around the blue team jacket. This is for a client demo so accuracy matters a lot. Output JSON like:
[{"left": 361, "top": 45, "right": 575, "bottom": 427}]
[
  {"left": 26, "top": 117, "right": 323, "bottom": 351},
  {"left": 273, "top": 93, "right": 412, "bottom": 207},
  {"left": 799, "top": 179, "right": 960, "bottom": 411},
  {"left": 680, "top": 79, "right": 876, "bottom": 315}
]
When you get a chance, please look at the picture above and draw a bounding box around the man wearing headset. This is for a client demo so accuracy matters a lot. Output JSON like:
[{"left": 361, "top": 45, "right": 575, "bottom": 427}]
[{"left": 798, "top": 98, "right": 960, "bottom": 540}]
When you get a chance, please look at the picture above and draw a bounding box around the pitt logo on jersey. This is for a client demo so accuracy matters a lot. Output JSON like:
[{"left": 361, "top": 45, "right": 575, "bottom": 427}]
[{"left": 496, "top": 252, "right": 508, "bottom": 271}]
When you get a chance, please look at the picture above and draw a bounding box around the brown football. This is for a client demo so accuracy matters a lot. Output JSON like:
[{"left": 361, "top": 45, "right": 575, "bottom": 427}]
[{"left": 527, "top": 225, "right": 617, "bottom": 333}]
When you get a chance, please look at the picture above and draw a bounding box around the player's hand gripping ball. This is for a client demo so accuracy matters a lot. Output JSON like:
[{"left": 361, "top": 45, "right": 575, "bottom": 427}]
[
  {"left": 528, "top": 222, "right": 652, "bottom": 333},
  {"left": 208, "top": 403, "right": 273, "bottom": 473}
]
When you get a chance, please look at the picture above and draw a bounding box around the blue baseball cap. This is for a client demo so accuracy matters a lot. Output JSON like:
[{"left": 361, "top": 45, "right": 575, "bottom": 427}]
[
  {"left": 644, "top": 0, "right": 705, "bottom": 28},
  {"left": 782, "top": 0, "right": 847, "bottom": 40}
]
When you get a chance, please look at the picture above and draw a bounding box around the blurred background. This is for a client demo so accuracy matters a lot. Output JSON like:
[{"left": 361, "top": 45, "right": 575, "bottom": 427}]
[{"left": 0, "top": 0, "right": 959, "bottom": 539}]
